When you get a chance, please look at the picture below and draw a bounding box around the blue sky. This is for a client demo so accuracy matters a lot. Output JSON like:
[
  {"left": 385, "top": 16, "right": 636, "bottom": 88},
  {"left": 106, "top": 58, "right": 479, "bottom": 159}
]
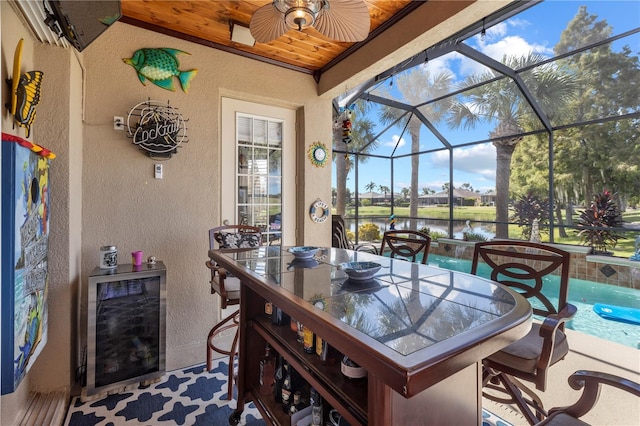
[{"left": 339, "top": 0, "right": 639, "bottom": 195}]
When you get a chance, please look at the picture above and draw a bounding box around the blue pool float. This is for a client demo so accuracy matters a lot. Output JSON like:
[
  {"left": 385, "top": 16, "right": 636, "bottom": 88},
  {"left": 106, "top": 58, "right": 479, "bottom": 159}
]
[{"left": 593, "top": 303, "right": 640, "bottom": 326}]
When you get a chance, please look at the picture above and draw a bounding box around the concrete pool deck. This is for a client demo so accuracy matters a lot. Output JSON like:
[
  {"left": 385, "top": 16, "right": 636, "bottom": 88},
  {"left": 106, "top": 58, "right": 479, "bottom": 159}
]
[{"left": 483, "top": 328, "right": 640, "bottom": 425}]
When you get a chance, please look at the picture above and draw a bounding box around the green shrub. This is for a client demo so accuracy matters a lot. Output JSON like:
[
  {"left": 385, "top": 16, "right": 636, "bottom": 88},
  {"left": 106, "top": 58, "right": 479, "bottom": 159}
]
[
  {"left": 464, "top": 231, "right": 488, "bottom": 241},
  {"left": 510, "top": 192, "right": 550, "bottom": 240},
  {"left": 346, "top": 229, "right": 355, "bottom": 241},
  {"left": 419, "top": 227, "right": 447, "bottom": 241},
  {"left": 576, "top": 191, "right": 625, "bottom": 254},
  {"left": 358, "top": 223, "right": 381, "bottom": 241}
]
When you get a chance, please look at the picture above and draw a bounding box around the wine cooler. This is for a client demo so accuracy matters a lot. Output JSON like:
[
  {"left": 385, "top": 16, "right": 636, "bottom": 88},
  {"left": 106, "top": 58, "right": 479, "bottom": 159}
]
[{"left": 85, "top": 262, "right": 166, "bottom": 398}]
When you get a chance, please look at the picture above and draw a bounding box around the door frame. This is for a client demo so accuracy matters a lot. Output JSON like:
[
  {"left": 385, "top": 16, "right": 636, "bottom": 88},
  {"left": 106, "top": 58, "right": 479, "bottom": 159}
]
[{"left": 220, "top": 97, "right": 297, "bottom": 246}]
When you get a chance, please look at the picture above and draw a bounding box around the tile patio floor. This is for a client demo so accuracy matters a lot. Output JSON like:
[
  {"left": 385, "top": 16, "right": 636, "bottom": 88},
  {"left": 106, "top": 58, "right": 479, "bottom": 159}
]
[{"left": 482, "top": 329, "right": 640, "bottom": 426}]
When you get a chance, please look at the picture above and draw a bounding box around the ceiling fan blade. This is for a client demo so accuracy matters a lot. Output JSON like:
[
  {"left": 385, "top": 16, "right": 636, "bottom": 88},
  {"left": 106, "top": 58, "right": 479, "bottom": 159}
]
[
  {"left": 315, "top": 0, "right": 371, "bottom": 42},
  {"left": 250, "top": 4, "right": 289, "bottom": 43}
]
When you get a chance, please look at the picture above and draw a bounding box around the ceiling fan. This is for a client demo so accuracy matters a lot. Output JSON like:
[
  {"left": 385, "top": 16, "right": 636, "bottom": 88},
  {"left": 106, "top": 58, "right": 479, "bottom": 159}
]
[{"left": 249, "top": 0, "right": 371, "bottom": 43}]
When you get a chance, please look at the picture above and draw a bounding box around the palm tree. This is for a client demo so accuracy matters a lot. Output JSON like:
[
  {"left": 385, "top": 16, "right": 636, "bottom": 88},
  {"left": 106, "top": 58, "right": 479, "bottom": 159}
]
[
  {"left": 402, "top": 187, "right": 411, "bottom": 200},
  {"left": 334, "top": 100, "right": 380, "bottom": 216},
  {"left": 365, "top": 181, "right": 377, "bottom": 205},
  {"left": 379, "top": 68, "right": 453, "bottom": 229},
  {"left": 448, "top": 53, "right": 577, "bottom": 237},
  {"left": 379, "top": 185, "right": 390, "bottom": 202}
]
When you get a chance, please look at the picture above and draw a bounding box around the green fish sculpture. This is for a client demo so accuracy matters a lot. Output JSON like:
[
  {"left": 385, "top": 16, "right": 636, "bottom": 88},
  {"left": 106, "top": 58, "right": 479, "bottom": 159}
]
[{"left": 123, "top": 48, "right": 198, "bottom": 93}]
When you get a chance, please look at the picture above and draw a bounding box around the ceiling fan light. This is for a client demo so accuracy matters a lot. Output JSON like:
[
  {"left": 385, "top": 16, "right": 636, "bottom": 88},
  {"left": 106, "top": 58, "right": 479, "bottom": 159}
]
[
  {"left": 274, "top": 0, "right": 322, "bottom": 14},
  {"left": 284, "top": 7, "right": 315, "bottom": 30},
  {"left": 250, "top": 0, "right": 369, "bottom": 43}
]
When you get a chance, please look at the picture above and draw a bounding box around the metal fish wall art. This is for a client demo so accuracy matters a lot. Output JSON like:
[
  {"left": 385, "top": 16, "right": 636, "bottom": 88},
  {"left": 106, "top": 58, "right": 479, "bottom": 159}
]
[{"left": 123, "top": 48, "right": 198, "bottom": 93}]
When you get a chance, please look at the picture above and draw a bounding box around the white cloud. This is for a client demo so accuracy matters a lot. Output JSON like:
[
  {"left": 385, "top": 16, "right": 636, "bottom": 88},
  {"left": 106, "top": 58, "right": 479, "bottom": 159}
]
[
  {"left": 431, "top": 143, "right": 496, "bottom": 181},
  {"left": 459, "top": 16, "right": 552, "bottom": 76},
  {"left": 486, "top": 22, "right": 508, "bottom": 38},
  {"left": 422, "top": 56, "right": 451, "bottom": 78},
  {"left": 480, "top": 35, "right": 553, "bottom": 62},
  {"left": 384, "top": 134, "right": 405, "bottom": 148}
]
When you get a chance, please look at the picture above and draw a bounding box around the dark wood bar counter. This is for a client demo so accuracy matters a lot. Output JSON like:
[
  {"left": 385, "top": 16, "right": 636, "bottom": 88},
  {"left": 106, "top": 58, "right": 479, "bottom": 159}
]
[{"left": 208, "top": 246, "right": 532, "bottom": 425}]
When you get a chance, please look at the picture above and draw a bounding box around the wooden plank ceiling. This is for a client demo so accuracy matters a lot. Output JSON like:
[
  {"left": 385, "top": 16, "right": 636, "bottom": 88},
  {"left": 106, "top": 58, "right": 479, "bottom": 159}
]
[{"left": 120, "top": 0, "right": 415, "bottom": 77}]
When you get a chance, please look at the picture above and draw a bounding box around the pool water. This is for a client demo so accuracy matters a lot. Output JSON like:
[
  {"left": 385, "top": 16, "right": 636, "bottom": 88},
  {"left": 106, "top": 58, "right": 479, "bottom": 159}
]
[{"left": 427, "top": 254, "right": 640, "bottom": 349}]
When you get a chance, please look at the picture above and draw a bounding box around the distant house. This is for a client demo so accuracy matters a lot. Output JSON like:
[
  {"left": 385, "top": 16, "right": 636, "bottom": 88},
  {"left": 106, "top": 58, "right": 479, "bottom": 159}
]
[
  {"left": 353, "top": 191, "right": 402, "bottom": 204},
  {"left": 418, "top": 189, "right": 481, "bottom": 206},
  {"left": 481, "top": 190, "right": 497, "bottom": 206}
]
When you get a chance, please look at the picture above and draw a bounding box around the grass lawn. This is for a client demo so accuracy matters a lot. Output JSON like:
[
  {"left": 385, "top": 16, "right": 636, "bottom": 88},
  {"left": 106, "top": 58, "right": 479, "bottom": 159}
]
[{"left": 339, "top": 205, "right": 639, "bottom": 258}]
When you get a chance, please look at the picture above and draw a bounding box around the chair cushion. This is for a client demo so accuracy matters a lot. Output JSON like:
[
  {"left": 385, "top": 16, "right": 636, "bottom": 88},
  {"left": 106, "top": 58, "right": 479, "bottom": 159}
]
[
  {"left": 536, "top": 412, "right": 590, "bottom": 426},
  {"left": 487, "top": 323, "right": 569, "bottom": 374},
  {"left": 216, "top": 232, "right": 260, "bottom": 249},
  {"left": 211, "top": 275, "right": 241, "bottom": 301}
]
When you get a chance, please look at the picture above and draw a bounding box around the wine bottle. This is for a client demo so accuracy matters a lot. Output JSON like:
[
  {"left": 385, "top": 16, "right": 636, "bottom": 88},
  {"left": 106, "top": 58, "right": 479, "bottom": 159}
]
[
  {"left": 310, "top": 387, "right": 323, "bottom": 426},
  {"left": 287, "top": 391, "right": 304, "bottom": 416},
  {"left": 258, "top": 344, "right": 275, "bottom": 396},
  {"left": 274, "top": 355, "right": 284, "bottom": 403},
  {"left": 341, "top": 355, "right": 367, "bottom": 382},
  {"left": 281, "top": 360, "right": 292, "bottom": 410}
]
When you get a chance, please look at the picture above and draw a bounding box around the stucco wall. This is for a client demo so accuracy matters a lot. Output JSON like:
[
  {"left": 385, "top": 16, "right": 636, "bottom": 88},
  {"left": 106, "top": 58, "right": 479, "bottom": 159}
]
[
  {"left": 1, "top": 10, "right": 333, "bottom": 424},
  {"left": 2, "top": 2, "right": 83, "bottom": 422},
  {"left": 79, "top": 21, "right": 333, "bottom": 372}
]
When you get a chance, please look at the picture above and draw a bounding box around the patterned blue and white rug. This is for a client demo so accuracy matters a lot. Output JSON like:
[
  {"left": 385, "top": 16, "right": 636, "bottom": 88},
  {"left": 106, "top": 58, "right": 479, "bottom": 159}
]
[
  {"left": 64, "top": 357, "right": 511, "bottom": 426},
  {"left": 64, "top": 359, "right": 263, "bottom": 426}
]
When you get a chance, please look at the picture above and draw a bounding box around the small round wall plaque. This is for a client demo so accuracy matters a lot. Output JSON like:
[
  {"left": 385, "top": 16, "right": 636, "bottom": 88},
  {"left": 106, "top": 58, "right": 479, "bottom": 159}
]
[
  {"left": 308, "top": 141, "right": 328, "bottom": 167},
  {"left": 310, "top": 198, "right": 329, "bottom": 223}
]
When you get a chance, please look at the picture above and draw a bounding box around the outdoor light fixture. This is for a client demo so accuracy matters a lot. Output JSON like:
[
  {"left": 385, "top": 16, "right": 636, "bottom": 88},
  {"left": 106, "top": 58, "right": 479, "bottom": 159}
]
[{"left": 249, "top": 0, "right": 370, "bottom": 43}]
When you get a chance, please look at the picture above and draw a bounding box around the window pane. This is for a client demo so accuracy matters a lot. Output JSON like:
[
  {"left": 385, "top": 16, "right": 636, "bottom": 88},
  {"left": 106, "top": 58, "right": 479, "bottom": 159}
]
[
  {"left": 237, "top": 116, "right": 251, "bottom": 143},
  {"left": 268, "top": 148, "right": 281, "bottom": 176},
  {"left": 268, "top": 177, "right": 282, "bottom": 203},
  {"left": 268, "top": 121, "right": 282, "bottom": 148},
  {"left": 254, "top": 119, "right": 267, "bottom": 146}
]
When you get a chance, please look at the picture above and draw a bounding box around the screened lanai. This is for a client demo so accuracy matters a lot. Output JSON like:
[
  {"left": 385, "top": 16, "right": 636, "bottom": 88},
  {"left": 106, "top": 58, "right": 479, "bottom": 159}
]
[{"left": 332, "top": 0, "right": 640, "bottom": 259}]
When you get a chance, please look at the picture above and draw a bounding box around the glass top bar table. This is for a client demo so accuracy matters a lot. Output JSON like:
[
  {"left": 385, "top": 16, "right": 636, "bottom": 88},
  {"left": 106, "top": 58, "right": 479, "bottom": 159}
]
[{"left": 208, "top": 246, "right": 532, "bottom": 426}]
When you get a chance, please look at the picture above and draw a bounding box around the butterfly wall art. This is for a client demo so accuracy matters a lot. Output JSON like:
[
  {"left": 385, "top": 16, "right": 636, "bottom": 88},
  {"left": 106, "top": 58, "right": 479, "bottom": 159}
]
[{"left": 6, "top": 39, "right": 44, "bottom": 138}]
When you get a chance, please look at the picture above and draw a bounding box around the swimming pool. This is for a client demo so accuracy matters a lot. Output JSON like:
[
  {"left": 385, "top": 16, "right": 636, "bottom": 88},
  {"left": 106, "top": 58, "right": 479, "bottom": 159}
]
[{"left": 427, "top": 254, "right": 640, "bottom": 349}]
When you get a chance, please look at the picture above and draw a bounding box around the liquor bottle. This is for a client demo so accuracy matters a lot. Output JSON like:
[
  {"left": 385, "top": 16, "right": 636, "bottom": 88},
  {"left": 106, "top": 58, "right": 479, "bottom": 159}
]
[
  {"left": 341, "top": 355, "right": 367, "bottom": 382},
  {"left": 310, "top": 387, "right": 323, "bottom": 426},
  {"left": 258, "top": 344, "right": 275, "bottom": 396},
  {"left": 302, "top": 324, "right": 315, "bottom": 354},
  {"left": 296, "top": 321, "right": 304, "bottom": 343},
  {"left": 264, "top": 301, "right": 273, "bottom": 317},
  {"left": 316, "top": 337, "right": 338, "bottom": 365},
  {"left": 281, "top": 360, "right": 293, "bottom": 410},
  {"left": 274, "top": 355, "right": 284, "bottom": 403},
  {"left": 271, "top": 305, "right": 289, "bottom": 325},
  {"left": 287, "top": 391, "right": 304, "bottom": 416},
  {"left": 316, "top": 334, "right": 326, "bottom": 359},
  {"left": 290, "top": 317, "right": 298, "bottom": 334}
]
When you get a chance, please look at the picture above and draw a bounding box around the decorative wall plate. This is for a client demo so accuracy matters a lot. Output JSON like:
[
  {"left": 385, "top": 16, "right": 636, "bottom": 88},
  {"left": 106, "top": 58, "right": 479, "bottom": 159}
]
[{"left": 308, "top": 141, "right": 328, "bottom": 167}]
